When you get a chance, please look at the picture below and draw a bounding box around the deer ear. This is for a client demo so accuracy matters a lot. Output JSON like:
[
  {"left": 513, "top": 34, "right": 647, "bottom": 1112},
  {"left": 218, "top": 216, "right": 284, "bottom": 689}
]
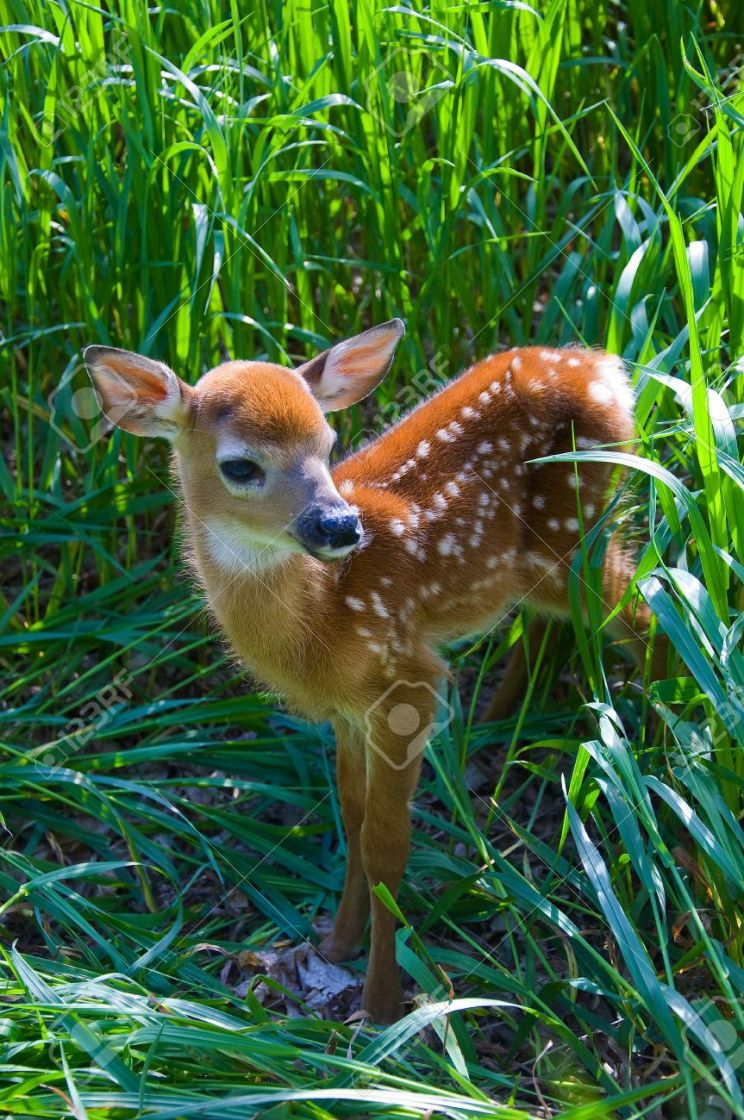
[
  {"left": 296, "top": 319, "right": 405, "bottom": 411},
  {"left": 83, "top": 346, "right": 192, "bottom": 439}
]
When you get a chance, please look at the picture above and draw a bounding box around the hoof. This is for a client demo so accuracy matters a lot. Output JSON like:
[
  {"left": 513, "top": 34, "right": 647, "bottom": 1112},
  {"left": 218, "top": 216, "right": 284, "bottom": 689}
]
[
  {"left": 318, "top": 935, "right": 360, "bottom": 964},
  {"left": 362, "top": 979, "right": 405, "bottom": 1024}
]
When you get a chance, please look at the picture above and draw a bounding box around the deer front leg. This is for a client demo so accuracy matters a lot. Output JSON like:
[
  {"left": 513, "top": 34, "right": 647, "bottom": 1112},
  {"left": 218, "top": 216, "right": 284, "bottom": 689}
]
[
  {"left": 319, "top": 723, "right": 369, "bottom": 962},
  {"left": 360, "top": 681, "right": 434, "bottom": 1023}
]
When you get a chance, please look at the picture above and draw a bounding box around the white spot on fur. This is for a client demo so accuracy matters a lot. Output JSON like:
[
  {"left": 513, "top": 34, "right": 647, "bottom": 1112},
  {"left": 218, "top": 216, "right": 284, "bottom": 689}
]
[
  {"left": 478, "top": 390, "right": 491, "bottom": 405},
  {"left": 490, "top": 380, "right": 501, "bottom": 393},
  {"left": 339, "top": 480, "right": 354, "bottom": 497},
  {"left": 346, "top": 596, "right": 365, "bottom": 611},
  {"left": 389, "top": 518, "right": 406, "bottom": 537},
  {"left": 532, "top": 494, "right": 545, "bottom": 509},
  {"left": 477, "top": 440, "right": 494, "bottom": 455},
  {"left": 527, "top": 551, "right": 553, "bottom": 570},
  {"left": 567, "top": 357, "right": 580, "bottom": 367},
  {"left": 444, "top": 480, "right": 460, "bottom": 498},
  {"left": 584, "top": 503, "right": 595, "bottom": 518},
  {"left": 547, "top": 518, "right": 560, "bottom": 531},
  {"left": 437, "top": 534, "right": 456, "bottom": 556},
  {"left": 511, "top": 356, "right": 522, "bottom": 371},
  {"left": 370, "top": 591, "right": 390, "bottom": 618},
  {"left": 596, "top": 354, "right": 634, "bottom": 414},
  {"left": 564, "top": 517, "right": 580, "bottom": 532},
  {"left": 417, "top": 440, "right": 431, "bottom": 458},
  {"left": 436, "top": 428, "right": 455, "bottom": 443},
  {"left": 432, "top": 492, "right": 447, "bottom": 510},
  {"left": 497, "top": 437, "right": 511, "bottom": 452},
  {"left": 588, "top": 380, "right": 613, "bottom": 406}
]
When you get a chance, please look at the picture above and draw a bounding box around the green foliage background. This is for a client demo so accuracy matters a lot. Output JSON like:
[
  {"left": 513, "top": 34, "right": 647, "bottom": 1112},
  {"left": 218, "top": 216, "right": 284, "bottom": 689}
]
[{"left": 1, "top": 1, "right": 743, "bottom": 1116}]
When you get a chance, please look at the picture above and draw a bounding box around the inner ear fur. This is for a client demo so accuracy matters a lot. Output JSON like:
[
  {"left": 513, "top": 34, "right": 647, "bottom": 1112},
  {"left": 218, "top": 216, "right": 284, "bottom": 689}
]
[
  {"left": 83, "top": 345, "right": 192, "bottom": 438},
  {"left": 297, "top": 319, "right": 405, "bottom": 411}
]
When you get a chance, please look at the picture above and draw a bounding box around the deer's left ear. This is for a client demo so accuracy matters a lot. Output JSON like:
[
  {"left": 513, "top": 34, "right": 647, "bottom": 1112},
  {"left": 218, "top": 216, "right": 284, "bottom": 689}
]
[
  {"left": 83, "top": 345, "right": 192, "bottom": 439},
  {"left": 296, "top": 319, "right": 405, "bottom": 411}
]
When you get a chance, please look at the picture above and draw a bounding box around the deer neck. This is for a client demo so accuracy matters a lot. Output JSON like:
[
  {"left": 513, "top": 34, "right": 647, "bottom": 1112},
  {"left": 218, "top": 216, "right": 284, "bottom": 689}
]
[{"left": 184, "top": 511, "right": 336, "bottom": 702}]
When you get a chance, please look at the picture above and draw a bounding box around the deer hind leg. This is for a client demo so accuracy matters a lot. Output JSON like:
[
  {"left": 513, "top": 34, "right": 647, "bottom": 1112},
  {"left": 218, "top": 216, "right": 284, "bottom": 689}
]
[
  {"left": 320, "top": 723, "right": 370, "bottom": 963},
  {"left": 524, "top": 536, "right": 666, "bottom": 684},
  {"left": 482, "top": 619, "right": 548, "bottom": 723},
  {"left": 601, "top": 538, "right": 668, "bottom": 682}
]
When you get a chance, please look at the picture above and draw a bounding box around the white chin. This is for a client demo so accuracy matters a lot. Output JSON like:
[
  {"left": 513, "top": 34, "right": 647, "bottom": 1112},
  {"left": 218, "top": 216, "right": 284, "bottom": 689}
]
[
  {"left": 204, "top": 520, "right": 300, "bottom": 573},
  {"left": 308, "top": 543, "right": 357, "bottom": 563}
]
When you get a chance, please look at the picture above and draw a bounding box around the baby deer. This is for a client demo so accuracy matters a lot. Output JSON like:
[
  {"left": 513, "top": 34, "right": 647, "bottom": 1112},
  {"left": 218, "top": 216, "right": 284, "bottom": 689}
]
[{"left": 84, "top": 322, "right": 655, "bottom": 1022}]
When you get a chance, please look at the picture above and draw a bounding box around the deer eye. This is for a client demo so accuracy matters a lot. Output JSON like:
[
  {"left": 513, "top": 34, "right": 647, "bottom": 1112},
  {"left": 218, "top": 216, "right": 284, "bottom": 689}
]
[{"left": 219, "top": 458, "right": 265, "bottom": 487}]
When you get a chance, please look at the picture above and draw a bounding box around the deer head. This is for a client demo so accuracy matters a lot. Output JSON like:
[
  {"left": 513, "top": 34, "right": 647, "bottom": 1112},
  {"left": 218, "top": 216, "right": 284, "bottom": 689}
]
[{"left": 83, "top": 320, "right": 405, "bottom": 567}]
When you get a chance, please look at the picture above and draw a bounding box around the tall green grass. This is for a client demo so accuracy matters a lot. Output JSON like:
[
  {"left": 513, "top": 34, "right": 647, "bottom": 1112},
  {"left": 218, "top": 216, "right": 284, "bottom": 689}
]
[{"left": 1, "top": 1, "right": 743, "bottom": 1116}]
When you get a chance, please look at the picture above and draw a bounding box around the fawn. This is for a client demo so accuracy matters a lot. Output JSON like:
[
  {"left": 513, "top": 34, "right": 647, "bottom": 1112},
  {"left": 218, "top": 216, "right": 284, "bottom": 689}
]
[{"left": 84, "top": 321, "right": 656, "bottom": 1022}]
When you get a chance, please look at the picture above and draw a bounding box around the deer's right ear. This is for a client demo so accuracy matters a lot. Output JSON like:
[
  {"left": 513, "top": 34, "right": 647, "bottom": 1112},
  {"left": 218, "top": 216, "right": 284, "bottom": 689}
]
[{"left": 83, "top": 346, "right": 192, "bottom": 439}]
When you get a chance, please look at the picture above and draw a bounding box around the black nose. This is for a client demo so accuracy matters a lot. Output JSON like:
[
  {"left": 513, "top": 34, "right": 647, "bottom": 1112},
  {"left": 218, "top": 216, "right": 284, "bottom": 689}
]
[
  {"left": 317, "top": 510, "right": 362, "bottom": 549},
  {"left": 299, "top": 507, "right": 362, "bottom": 551}
]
